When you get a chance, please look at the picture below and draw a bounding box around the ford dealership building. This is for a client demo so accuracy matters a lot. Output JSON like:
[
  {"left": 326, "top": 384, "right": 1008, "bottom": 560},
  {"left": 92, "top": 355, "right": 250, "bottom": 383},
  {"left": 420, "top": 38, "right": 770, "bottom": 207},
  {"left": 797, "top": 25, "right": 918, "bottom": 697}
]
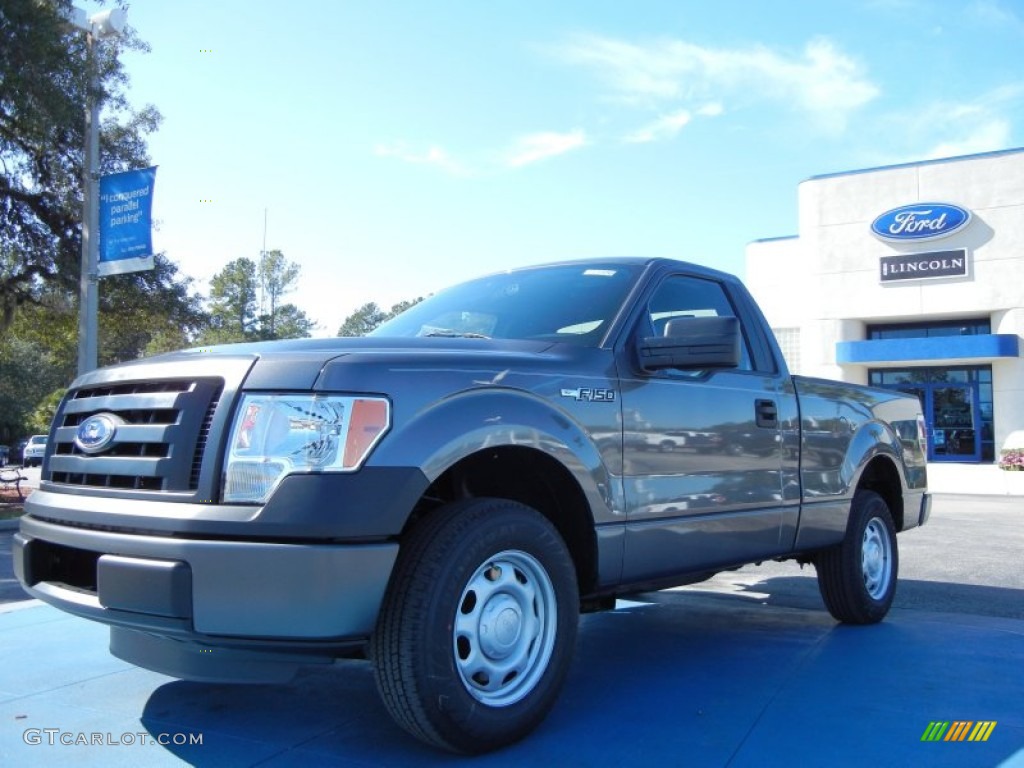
[{"left": 746, "top": 147, "right": 1024, "bottom": 465}]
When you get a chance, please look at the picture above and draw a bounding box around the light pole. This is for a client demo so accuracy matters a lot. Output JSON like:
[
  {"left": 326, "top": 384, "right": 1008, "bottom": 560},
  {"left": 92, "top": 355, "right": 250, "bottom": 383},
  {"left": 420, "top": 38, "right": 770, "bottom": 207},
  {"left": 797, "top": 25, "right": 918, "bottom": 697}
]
[{"left": 64, "top": 6, "right": 127, "bottom": 376}]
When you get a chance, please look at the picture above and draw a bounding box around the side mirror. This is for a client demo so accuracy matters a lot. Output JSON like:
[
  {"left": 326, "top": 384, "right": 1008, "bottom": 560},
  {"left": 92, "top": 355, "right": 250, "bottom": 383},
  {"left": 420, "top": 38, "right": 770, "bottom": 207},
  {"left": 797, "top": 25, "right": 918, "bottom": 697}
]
[{"left": 639, "top": 316, "right": 741, "bottom": 370}]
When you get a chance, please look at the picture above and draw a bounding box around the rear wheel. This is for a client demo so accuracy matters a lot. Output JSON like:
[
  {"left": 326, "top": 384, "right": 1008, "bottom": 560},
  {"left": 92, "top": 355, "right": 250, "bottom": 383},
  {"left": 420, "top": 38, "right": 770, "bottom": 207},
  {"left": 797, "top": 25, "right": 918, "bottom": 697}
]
[
  {"left": 816, "top": 489, "right": 898, "bottom": 624},
  {"left": 370, "top": 498, "right": 579, "bottom": 754}
]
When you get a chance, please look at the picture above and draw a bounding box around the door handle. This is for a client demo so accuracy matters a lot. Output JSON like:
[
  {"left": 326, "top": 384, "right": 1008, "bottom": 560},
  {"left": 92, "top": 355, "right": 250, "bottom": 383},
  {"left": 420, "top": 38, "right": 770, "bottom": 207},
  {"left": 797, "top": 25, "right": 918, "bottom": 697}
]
[{"left": 756, "top": 399, "right": 778, "bottom": 428}]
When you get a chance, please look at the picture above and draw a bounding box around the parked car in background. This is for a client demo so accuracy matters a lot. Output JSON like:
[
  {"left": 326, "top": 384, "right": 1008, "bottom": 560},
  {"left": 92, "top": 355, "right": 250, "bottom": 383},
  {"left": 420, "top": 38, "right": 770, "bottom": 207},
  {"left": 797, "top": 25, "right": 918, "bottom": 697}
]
[{"left": 21, "top": 435, "right": 47, "bottom": 467}]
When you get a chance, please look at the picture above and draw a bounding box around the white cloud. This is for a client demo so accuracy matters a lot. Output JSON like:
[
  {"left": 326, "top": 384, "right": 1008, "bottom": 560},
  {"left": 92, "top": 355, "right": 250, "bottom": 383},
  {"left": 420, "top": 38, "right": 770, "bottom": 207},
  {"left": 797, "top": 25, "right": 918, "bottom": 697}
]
[
  {"left": 623, "top": 109, "right": 692, "bottom": 144},
  {"left": 924, "top": 119, "right": 1012, "bottom": 159},
  {"left": 373, "top": 142, "right": 469, "bottom": 176},
  {"left": 623, "top": 103, "right": 725, "bottom": 144},
  {"left": 697, "top": 102, "right": 724, "bottom": 117},
  {"left": 374, "top": 130, "right": 589, "bottom": 175},
  {"left": 504, "top": 129, "right": 587, "bottom": 167},
  {"left": 559, "top": 34, "right": 878, "bottom": 133},
  {"left": 870, "top": 84, "right": 1022, "bottom": 163},
  {"left": 929, "top": 120, "right": 1015, "bottom": 159}
]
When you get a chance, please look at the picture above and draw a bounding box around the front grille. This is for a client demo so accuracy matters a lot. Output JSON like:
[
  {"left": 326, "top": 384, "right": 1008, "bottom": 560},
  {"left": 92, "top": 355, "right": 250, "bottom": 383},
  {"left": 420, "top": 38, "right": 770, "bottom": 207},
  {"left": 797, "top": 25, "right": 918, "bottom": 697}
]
[
  {"left": 190, "top": 392, "right": 221, "bottom": 489},
  {"left": 48, "top": 378, "right": 223, "bottom": 492}
]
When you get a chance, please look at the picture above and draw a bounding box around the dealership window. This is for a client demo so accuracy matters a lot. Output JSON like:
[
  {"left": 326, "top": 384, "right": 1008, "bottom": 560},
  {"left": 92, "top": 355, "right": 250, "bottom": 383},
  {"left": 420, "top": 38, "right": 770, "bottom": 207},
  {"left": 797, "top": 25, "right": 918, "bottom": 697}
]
[
  {"left": 869, "top": 366, "right": 994, "bottom": 463},
  {"left": 867, "top": 318, "right": 990, "bottom": 340}
]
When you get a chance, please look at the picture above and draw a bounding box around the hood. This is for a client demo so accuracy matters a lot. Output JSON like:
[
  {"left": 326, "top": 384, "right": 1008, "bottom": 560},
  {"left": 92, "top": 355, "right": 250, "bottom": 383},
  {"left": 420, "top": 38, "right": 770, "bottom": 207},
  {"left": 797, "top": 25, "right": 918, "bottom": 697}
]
[{"left": 136, "top": 336, "right": 560, "bottom": 391}]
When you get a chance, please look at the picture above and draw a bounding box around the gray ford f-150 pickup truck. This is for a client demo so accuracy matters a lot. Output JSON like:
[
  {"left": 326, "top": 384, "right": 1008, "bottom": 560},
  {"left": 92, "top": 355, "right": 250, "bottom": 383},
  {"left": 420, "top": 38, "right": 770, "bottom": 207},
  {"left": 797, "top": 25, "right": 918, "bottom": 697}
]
[{"left": 15, "top": 258, "right": 929, "bottom": 753}]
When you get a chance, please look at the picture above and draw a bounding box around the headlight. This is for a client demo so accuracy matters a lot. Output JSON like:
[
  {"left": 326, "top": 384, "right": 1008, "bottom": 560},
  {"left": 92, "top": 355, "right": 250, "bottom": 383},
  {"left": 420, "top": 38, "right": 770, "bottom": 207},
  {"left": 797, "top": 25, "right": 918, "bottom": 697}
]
[{"left": 223, "top": 394, "right": 390, "bottom": 503}]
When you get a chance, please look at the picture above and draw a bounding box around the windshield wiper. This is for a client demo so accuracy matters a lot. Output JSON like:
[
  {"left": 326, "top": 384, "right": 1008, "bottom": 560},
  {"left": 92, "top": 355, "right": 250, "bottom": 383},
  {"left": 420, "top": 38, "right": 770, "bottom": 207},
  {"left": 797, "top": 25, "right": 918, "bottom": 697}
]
[{"left": 421, "top": 329, "right": 491, "bottom": 339}]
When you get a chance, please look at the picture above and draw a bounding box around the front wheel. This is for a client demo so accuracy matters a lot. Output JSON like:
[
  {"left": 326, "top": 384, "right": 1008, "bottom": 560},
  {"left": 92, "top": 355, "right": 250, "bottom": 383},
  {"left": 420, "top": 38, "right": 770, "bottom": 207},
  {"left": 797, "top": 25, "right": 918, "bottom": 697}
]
[
  {"left": 370, "top": 498, "right": 579, "bottom": 754},
  {"left": 815, "top": 489, "right": 898, "bottom": 624}
]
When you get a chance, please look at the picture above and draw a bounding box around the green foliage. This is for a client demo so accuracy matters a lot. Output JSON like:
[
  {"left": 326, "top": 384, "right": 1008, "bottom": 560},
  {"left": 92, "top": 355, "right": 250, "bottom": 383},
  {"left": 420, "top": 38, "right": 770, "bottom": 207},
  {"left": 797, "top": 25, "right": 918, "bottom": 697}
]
[
  {"left": 266, "top": 303, "right": 316, "bottom": 340},
  {"left": 29, "top": 388, "right": 67, "bottom": 434},
  {"left": 201, "top": 251, "right": 314, "bottom": 344},
  {"left": 99, "top": 254, "right": 207, "bottom": 364},
  {"left": 0, "top": 301, "right": 75, "bottom": 443},
  {"left": 205, "top": 257, "right": 258, "bottom": 342},
  {"left": 0, "top": 4, "right": 206, "bottom": 440},
  {"left": 337, "top": 302, "right": 388, "bottom": 337},
  {"left": 337, "top": 298, "right": 424, "bottom": 337},
  {"left": 388, "top": 298, "right": 424, "bottom": 317},
  {"left": 0, "top": 0, "right": 161, "bottom": 332},
  {"left": 258, "top": 249, "right": 301, "bottom": 338}
]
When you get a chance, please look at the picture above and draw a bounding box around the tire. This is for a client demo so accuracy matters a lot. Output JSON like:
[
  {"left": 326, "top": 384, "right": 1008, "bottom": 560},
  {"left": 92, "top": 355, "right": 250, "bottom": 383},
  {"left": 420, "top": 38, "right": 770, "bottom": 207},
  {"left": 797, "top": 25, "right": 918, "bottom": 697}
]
[
  {"left": 370, "top": 498, "right": 579, "bottom": 754},
  {"left": 816, "top": 489, "right": 898, "bottom": 624}
]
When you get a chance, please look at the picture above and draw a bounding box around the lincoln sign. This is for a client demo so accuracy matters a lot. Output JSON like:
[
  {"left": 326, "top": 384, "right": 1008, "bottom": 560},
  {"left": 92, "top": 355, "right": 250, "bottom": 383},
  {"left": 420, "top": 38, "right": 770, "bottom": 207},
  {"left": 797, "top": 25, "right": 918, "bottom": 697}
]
[{"left": 879, "top": 249, "right": 968, "bottom": 283}]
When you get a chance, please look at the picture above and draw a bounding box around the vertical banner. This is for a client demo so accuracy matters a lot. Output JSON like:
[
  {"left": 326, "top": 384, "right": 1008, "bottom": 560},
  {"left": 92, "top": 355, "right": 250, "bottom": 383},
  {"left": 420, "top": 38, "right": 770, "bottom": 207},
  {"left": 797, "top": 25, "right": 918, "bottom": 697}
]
[{"left": 98, "top": 166, "right": 157, "bottom": 276}]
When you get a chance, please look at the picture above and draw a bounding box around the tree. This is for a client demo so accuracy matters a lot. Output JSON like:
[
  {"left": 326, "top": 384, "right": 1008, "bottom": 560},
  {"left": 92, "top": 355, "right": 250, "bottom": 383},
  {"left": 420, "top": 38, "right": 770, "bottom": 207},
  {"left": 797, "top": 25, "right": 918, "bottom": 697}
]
[
  {"left": 267, "top": 303, "right": 316, "bottom": 340},
  {"left": 0, "top": 3, "right": 210, "bottom": 443},
  {"left": 0, "top": 255, "right": 207, "bottom": 443},
  {"left": 337, "top": 302, "right": 388, "bottom": 337},
  {"left": 98, "top": 254, "right": 208, "bottom": 363},
  {"left": 0, "top": 300, "right": 76, "bottom": 444},
  {"left": 0, "top": 0, "right": 162, "bottom": 332},
  {"left": 337, "top": 297, "right": 423, "bottom": 337},
  {"left": 258, "top": 249, "right": 300, "bottom": 338},
  {"left": 388, "top": 298, "right": 423, "bottom": 317},
  {"left": 205, "top": 257, "right": 258, "bottom": 343},
  {"left": 201, "top": 251, "right": 315, "bottom": 344},
  {"left": 29, "top": 387, "right": 67, "bottom": 434}
]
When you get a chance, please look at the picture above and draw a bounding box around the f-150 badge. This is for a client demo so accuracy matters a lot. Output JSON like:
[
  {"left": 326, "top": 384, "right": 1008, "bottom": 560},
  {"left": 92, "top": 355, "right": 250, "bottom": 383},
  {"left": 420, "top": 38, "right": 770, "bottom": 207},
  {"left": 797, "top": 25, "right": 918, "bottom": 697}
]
[{"left": 561, "top": 387, "right": 616, "bottom": 402}]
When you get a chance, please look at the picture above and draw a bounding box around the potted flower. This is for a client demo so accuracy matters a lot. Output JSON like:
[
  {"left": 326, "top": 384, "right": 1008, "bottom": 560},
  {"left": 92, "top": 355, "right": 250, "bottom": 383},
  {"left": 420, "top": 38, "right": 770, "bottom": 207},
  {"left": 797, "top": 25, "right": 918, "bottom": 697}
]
[
  {"left": 998, "top": 431, "right": 1024, "bottom": 494},
  {"left": 1000, "top": 448, "right": 1024, "bottom": 472}
]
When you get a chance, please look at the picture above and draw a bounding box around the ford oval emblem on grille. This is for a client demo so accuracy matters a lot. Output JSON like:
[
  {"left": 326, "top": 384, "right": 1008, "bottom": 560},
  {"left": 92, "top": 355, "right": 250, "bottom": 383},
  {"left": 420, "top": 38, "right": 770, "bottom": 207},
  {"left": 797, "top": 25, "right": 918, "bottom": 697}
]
[{"left": 74, "top": 413, "right": 122, "bottom": 454}]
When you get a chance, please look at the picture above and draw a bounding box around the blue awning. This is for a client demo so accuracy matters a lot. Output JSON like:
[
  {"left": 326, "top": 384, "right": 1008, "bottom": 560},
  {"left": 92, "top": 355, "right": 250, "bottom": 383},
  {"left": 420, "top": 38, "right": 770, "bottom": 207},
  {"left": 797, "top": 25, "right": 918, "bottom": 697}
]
[{"left": 837, "top": 334, "right": 1019, "bottom": 365}]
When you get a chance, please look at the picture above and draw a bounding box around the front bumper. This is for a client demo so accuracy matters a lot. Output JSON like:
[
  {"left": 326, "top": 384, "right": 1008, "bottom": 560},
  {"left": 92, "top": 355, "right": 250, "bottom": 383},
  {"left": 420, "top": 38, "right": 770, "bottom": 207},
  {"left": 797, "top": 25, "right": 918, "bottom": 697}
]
[
  {"left": 918, "top": 492, "right": 932, "bottom": 527},
  {"left": 14, "top": 515, "right": 398, "bottom": 681}
]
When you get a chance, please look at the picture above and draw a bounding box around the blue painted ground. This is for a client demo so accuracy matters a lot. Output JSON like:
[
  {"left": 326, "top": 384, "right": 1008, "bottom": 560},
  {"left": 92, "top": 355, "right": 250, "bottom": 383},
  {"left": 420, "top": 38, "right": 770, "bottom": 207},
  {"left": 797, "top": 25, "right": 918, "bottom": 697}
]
[{"left": 1, "top": 592, "right": 1022, "bottom": 767}]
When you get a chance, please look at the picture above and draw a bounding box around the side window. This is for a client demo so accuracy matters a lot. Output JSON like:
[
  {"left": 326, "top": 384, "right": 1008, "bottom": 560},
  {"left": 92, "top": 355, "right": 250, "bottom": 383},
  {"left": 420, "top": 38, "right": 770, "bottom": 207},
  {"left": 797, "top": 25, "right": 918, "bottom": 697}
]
[{"left": 644, "top": 275, "right": 753, "bottom": 371}]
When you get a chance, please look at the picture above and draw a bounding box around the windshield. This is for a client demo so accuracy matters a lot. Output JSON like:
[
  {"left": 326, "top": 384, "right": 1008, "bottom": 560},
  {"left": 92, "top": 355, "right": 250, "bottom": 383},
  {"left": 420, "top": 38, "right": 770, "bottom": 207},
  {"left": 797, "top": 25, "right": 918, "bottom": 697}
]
[{"left": 371, "top": 263, "right": 641, "bottom": 346}]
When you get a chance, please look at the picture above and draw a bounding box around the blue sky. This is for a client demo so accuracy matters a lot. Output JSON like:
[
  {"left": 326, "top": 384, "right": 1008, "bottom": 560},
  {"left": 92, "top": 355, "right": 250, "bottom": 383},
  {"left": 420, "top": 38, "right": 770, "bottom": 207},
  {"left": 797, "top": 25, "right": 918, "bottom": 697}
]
[{"left": 102, "top": 0, "right": 1024, "bottom": 336}]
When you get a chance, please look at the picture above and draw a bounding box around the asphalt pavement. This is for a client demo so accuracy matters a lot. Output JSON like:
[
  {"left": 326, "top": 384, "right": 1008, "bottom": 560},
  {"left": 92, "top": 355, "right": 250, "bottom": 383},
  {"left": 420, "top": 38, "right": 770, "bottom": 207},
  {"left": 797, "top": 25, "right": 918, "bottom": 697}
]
[{"left": 0, "top": 493, "right": 1021, "bottom": 767}]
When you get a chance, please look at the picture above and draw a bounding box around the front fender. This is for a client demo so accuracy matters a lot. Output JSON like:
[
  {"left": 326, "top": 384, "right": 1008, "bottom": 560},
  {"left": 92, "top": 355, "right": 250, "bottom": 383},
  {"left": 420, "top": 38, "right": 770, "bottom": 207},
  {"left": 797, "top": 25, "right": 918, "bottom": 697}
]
[{"left": 368, "top": 389, "right": 620, "bottom": 526}]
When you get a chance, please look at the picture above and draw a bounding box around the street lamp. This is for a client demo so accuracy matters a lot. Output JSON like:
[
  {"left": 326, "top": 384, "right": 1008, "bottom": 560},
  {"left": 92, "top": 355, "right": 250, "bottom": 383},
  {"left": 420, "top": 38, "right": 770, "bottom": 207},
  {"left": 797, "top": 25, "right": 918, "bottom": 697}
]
[{"left": 64, "top": 6, "right": 128, "bottom": 375}]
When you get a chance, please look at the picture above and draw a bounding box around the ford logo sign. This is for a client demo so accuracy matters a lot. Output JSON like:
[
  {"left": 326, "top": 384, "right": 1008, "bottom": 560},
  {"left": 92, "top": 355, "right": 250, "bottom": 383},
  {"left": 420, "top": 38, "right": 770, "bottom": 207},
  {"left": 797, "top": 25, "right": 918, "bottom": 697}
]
[
  {"left": 871, "top": 202, "right": 971, "bottom": 242},
  {"left": 74, "top": 413, "right": 122, "bottom": 454}
]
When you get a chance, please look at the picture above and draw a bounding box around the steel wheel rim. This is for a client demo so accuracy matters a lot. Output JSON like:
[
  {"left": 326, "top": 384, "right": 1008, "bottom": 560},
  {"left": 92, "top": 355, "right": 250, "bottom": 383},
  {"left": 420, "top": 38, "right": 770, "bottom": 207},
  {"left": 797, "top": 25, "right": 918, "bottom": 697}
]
[
  {"left": 861, "top": 517, "right": 892, "bottom": 600},
  {"left": 453, "top": 550, "right": 557, "bottom": 707}
]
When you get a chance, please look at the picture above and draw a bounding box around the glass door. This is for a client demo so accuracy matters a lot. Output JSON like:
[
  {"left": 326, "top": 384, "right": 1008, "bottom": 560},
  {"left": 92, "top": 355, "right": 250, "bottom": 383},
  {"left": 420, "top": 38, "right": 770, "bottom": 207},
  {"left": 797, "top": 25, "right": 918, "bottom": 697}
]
[
  {"left": 929, "top": 384, "right": 978, "bottom": 461},
  {"left": 870, "top": 366, "right": 992, "bottom": 463}
]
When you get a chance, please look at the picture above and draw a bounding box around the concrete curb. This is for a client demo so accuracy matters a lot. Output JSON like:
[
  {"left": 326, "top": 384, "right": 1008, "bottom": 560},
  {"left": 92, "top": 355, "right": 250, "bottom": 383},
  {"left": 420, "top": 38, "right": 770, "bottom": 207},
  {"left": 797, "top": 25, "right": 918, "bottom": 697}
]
[{"left": 926, "top": 462, "right": 1024, "bottom": 496}]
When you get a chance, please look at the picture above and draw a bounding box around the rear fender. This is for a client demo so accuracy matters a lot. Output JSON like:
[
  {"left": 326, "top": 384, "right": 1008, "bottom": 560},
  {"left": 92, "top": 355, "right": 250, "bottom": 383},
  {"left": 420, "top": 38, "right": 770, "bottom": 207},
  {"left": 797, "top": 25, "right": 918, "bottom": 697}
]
[{"left": 843, "top": 420, "right": 905, "bottom": 496}]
